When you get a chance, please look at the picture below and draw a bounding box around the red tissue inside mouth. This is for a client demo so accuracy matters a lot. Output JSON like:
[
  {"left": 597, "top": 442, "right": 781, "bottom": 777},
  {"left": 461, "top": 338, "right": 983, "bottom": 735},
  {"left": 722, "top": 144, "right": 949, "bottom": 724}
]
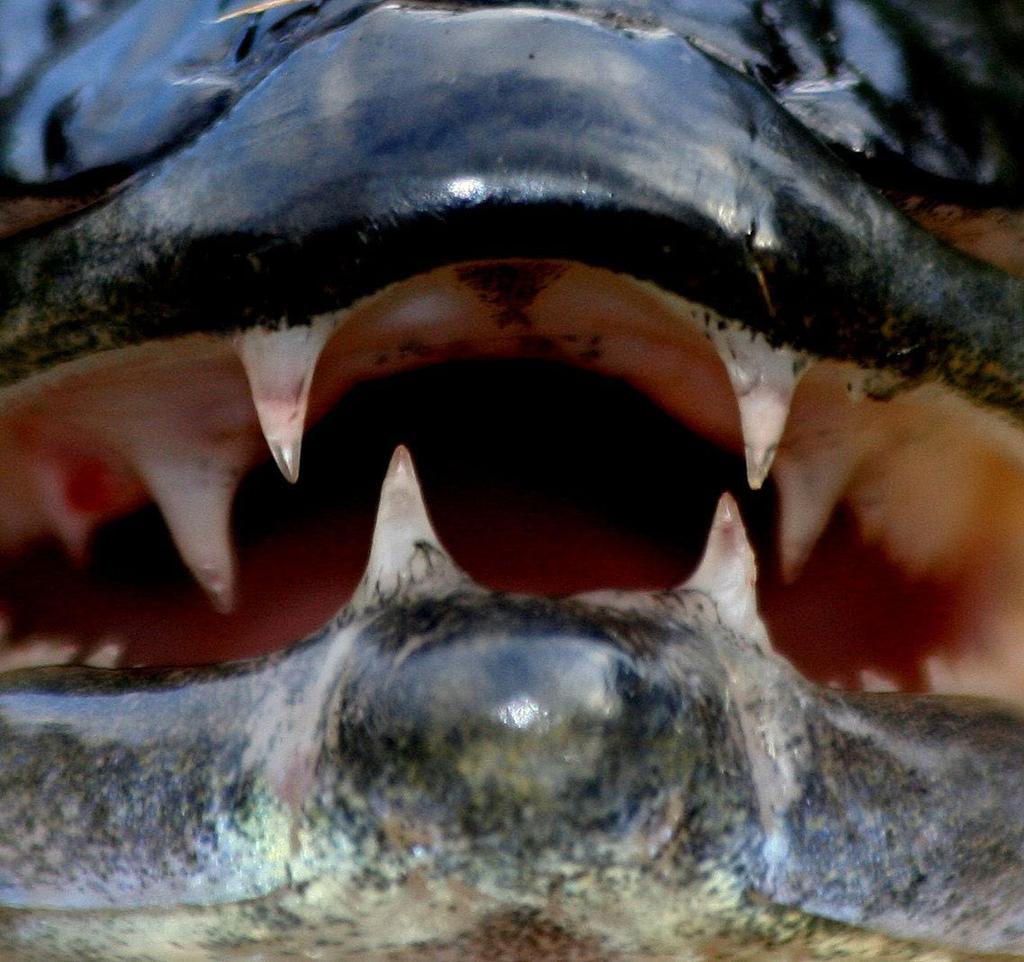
[{"left": 0, "top": 360, "right": 962, "bottom": 689}]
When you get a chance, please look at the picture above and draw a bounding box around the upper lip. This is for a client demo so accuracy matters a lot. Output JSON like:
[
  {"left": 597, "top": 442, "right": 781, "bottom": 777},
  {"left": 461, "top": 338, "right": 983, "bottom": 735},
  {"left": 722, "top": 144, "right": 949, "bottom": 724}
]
[{"left": 3, "top": 5, "right": 1024, "bottom": 407}]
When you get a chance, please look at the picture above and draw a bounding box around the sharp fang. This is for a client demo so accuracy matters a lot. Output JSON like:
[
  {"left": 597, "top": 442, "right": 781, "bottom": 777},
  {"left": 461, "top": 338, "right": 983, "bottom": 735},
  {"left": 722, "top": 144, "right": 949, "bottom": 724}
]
[
  {"left": 738, "top": 388, "right": 790, "bottom": 490},
  {"left": 236, "top": 317, "right": 339, "bottom": 484},
  {"left": 354, "top": 446, "right": 463, "bottom": 607},
  {"left": 30, "top": 459, "right": 93, "bottom": 565},
  {"left": 684, "top": 493, "right": 768, "bottom": 647},
  {"left": 709, "top": 326, "right": 808, "bottom": 490},
  {"left": 83, "top": 640, "right": 124, "bottom": 669},
  {"left": 135, "top": 454, "right": 240, "bottom": 614},
  {"left": 859, "top": 669, "right": 899, "bottom": 693},
  {"left": 773, "top": 449, "right": 856, "bottom": 583}
]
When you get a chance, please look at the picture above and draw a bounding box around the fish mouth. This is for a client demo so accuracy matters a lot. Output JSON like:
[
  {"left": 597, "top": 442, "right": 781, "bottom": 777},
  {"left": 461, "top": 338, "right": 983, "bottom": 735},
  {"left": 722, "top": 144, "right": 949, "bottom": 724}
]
[
  {"left": 3, "top": 2, "right": 1024, "bottom": 959},
  {"left": 4, "top": 256, "right": 1024, "bottom": 702},
  {"left": 3, "top": 1, "right": 1024, "bottom": 694}
]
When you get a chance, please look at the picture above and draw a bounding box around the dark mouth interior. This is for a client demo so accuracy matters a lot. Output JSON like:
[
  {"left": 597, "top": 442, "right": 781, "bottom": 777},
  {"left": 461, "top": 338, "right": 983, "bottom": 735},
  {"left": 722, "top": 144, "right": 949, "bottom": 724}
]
[{"left": 0, "top": 358, "right": 957, "bottom": 689}]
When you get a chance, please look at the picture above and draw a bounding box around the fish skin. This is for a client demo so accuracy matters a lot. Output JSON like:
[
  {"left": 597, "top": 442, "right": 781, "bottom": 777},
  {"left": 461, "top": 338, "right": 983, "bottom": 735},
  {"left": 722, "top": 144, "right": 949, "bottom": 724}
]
[
  {"left": 2, "top": 1, "right": 1023, "bottom": 199},
  {"left": 2, "top": 2, "right": 1024, "bottom": 960},
  {"left": 1, "top": 4, "right": 1024, "bottom": 408}
]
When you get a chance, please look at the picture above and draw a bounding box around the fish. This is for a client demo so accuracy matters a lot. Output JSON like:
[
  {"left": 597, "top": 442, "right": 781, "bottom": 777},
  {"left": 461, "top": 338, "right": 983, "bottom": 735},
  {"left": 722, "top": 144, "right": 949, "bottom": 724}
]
[{"left": 1, "top": 1, "right": 1024, "bottom": 959}]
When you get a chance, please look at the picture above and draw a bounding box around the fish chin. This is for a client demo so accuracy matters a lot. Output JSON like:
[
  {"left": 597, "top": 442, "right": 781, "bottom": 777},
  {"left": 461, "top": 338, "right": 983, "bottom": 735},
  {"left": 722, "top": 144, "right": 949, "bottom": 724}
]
[{"left": 3, "top": 2, "right": 1024, "bottom": 961}]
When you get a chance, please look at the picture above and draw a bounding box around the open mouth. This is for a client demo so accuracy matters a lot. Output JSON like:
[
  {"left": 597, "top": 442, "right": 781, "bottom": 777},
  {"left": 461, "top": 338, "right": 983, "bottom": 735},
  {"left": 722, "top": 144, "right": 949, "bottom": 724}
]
[
  {"left": 5, "top": 255, "right": 1024, "bottom": 962},
  {"left": 2, "top": 257, "right": 1024, "bottom": 702},
  {"left": 4, "top": 1, "right": 1024, "bottom": 959}
]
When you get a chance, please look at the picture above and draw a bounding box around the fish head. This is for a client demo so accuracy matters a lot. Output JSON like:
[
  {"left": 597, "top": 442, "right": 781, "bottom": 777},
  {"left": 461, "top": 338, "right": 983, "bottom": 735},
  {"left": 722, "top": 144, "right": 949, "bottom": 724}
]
[{"left": 2, "top": 1, "right": 1024, "bottom": 959}]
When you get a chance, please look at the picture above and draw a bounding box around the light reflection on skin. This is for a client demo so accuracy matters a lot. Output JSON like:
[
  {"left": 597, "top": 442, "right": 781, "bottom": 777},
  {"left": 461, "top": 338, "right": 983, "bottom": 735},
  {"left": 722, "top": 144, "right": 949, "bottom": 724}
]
[
  {"left": 447, "top": 177, "right": 488, "bottom": 204},
  {"left": 496, "top": 694, "right": 545, "bottom": 730}
]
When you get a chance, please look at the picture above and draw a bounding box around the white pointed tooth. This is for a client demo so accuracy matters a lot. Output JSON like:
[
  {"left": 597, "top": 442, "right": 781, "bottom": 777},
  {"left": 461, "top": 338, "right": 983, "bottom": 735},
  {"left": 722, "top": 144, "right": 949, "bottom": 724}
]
[
  {"left": 709, "top": 326, "right": 808, "bottom": 490},
  {"left": 354, "top": 446, "right": 463, "bottom": 607},
  {"left": 0, "top": 638, "right": 80, "bottom": 673},
  {"left": 858, "top": 669, "right": 899, "bottom": 693},
  {"left": 737, "top": 387, "right": 792, "bottom": 491},
  {"left": 84, "top": 640, "right": 124, "bottom": 669},
  {"left": 235, "top": 316, "right": 339, "bottom": 484},
  {"left": 773, "top": 449, "right": 856, "bottom": 583},
  {"left": 30, "top": 459, "right": 93, "bottom": 565},
  {"left": 684, "top": 493, "right": 767, "bottom": 646},
  {"left": 135, "top": 454, "right": 240, "bottom": 614}
]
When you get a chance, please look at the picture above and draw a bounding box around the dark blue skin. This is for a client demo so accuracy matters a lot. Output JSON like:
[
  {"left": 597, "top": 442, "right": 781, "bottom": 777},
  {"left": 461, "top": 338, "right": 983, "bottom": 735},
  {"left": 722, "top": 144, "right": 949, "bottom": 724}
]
[
  {"left": 2, "top": 2, "right": 1024, "bottom": 960},
  {"left": 1, "top": 1, "right": 1024, "bottom": 398}
]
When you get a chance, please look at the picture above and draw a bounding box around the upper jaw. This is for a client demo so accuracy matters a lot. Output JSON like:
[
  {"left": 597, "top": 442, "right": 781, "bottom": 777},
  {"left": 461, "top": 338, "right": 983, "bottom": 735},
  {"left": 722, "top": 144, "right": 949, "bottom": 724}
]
[
  {"left": 3, "top": 0, "right": 1024, "bottom": 713},
  {"left": 5, "top": 3, "right": 1024, "bottom": 624},
  {"left": 3, "top": 4, "right": 1024, "bottom": 403},
  {"left": 2, "top": 0, "right": 1024, "bottom": 713}
]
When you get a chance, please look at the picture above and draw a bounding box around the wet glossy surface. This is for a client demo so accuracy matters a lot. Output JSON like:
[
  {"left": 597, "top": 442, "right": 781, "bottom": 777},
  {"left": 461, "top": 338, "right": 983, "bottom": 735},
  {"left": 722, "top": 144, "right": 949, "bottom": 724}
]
[
  {"left": 1, "top": 2, "right": 1023, "bottom": 411},
  {"left": 2, "top": 1, "right": 1022, "bottom": 199}
]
